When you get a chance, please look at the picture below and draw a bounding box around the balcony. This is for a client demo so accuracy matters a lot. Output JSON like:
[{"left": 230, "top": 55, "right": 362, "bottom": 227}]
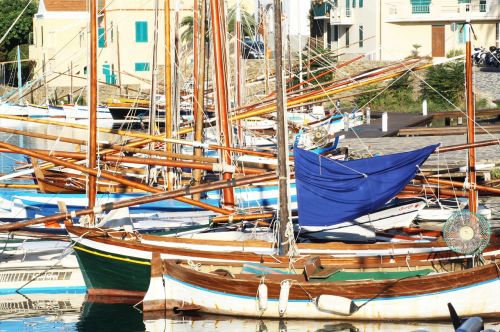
[
  {"left": 329, "top": 6, "right": 354, "bottom": 25},
  {"left": 386, "top": 0, "right": 499, "bottom": 23}
]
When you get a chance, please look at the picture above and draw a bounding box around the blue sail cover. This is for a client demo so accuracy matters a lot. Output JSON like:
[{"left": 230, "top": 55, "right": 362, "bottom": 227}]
[{"left": 294, "top": 144, "right": 439, "bottom": 227}]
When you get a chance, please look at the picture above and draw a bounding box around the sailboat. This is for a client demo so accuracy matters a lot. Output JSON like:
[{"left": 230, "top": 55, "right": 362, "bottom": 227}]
[{"left": 142, "top": 254, "right": 500, "bottom": 320}]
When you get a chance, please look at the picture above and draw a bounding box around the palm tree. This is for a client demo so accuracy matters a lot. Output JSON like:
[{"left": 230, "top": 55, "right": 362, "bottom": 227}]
[{"left": 180, "top": 5, "right": 257, "bottom": 43}]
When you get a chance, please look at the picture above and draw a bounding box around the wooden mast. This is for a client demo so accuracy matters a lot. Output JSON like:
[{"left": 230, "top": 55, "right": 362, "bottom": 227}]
[
  {"left": 465, "top": 19, "right": 477, "bottom": 214},
  {"left": 235, "top": 0, "right": 243, "bottom": 145},
  {"left": 274, "top": 0, "right": 291, "bottom": 255},
  {"left": 164, "top": 0, "right": 173, "bottom": 190},
  {"left": 192, "top": 0, "right": 207, "bottom": 199},
  {"left": 209, "top": 0, "right": 235, "bottom": 207},
  {"left": 87, "top": 0, "right": 98, "bottom": 224},
  {"left": 148, "top": 0, "right": 160, "bottom": 183}
]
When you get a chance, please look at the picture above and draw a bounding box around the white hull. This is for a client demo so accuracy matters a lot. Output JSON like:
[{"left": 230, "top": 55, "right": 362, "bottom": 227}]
[
  {"left": 0, "top": 255, "right": 85, "bottom": 295},
  {"left": 151, "top": 272, "right": 500, "bottom": 320},
  {"left": 301, "top": 201, "right": 426, "bottom": 242}
]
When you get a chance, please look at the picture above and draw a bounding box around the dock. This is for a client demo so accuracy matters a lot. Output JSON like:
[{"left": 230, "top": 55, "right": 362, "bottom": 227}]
[
  {"left": 344, "top": 108, "right": 500, "bottom": 139},
  {"left": 345, "top": 112, "right": 432, "bottom": 139}
]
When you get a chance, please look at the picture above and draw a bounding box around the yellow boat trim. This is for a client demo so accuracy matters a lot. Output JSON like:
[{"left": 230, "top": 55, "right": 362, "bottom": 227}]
[{"left": 74, "top": 244, "right": 151, "bottom": 266}]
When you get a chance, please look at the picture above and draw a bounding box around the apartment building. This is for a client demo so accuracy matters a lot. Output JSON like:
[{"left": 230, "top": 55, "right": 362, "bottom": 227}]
[{"left": 311, "top": 0, "right": 500, "bottom": 60}]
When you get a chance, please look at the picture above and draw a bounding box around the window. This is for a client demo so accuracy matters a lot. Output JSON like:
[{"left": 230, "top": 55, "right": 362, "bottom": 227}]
[
  {"left": 333, "top": 25, "right": 339, "bottom": 42},
  {"left": 135, "top": 21, "right": 148, "bottom": 42},
  {"left": 479, "top": 0, "right": 486, "bottom": 12},
  {"left": 353, "top": 0, "right": 356, "bottom": 8},
  {"left": 411, "top": 0, "right": 431, "bottom": 14},
  {"left": 135, "top": 62, "right": 150, "bottom": 71},
  {"left": 359, "top": 0, "right": 363, "bottom": 8},
  {"left": 98, "top": 27, "right": 106, "bottom": 48},
  {"left": 345, "top": 0, "right": 351, "bottom": 17},
  {"left": 346, "top": 27, "right": 350, "bottom": 47},
  {"left": 359, "top": 26, "right": 363, "bottom": 47}
]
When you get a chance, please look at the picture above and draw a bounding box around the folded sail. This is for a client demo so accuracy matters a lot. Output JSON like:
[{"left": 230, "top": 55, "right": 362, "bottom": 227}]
[{"left": 294, "top": 144, "right": 439, "bottom": 227}]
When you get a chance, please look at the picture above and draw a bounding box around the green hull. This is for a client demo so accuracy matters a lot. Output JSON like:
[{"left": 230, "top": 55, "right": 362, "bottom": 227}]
[{"left": 73, "top": 242, "right": 151, "bottom": 297}]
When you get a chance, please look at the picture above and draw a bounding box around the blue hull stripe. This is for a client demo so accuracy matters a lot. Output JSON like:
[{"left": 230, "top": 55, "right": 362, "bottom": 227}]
[
  {"left": 164, "top": 274, "right": 498, "bottom": 304},
  {"left": 0, "top": 286, "right": 87, "bottom": 295}
]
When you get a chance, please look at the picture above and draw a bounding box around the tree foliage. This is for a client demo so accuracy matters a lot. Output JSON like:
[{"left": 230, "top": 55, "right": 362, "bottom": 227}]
[
  {"left": 355, "top": 73, "right": 416, "bottom": 112},
  {"left": 0, "top": 0, "right": 37, "bottom": 61},
  {"left": 420, "top": 61, "right": 465, "bottom": 108},
  {"left": 180, "top": 5, "right": 257, "bottom": 43}
]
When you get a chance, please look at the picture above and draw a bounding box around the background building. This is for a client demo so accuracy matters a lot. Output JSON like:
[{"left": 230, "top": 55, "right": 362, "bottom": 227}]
[{"left": 311, "top": 0, "right": 500, "bottom": 60}]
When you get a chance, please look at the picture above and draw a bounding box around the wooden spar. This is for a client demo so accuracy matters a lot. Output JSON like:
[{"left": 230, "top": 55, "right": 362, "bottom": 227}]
[
  {"left": 210, "top": 0, "right": 235, "bottom": 207},
  {"left": 436, "top": 139, "right": 500, "bottom": 153},
  {"left": 212, "top": 213, "right": 274, "bottom": 223},
  {"left": 164, "top": 0, "right": 173, "bottom": 190},
  {"left": 147, "top": 0, "right": 160, "bottom": 184},
  {"left": 465, "top": 21, "right": 477, "bottom": 213},
  {"left": 229, "top": 62, "right": 434, "bottom": 122},
  {"left": 0, "top": 141, "right": 232, "bottom": 215},
  {"left": 269, "top": 54, "right": 366, "bottom": 98},
  {"left": 422, "top": 177, "right": 500, "bottom": 195},
  {"left": 0, "top": 172, "right": 277, "bottom": 232},
  {"left": 88, "top": 0, "right": 98, "bottom": 223},
  {"left": 192, "top": 0, "right": 206, "bottom": 199},
  {"left": 274, "top": 0, "right": 291, "bottom": 255},
  {"left": 0, "top": 127, "right": 219, "bottom": 163},
  {"left": 173, "top": 60, "right": 433, "bottom": 136},
  {"left": 234, "top": 58, "right": 421, "bottom": 115},
  {"left": 0, "top": 115, "right": 274, "bottom": 159},
  {"left": 0, "top": 148, "right": 265, "bottom": 174},
  {"left": 0, "top": 184, "right": 39, "bottom": 189}
]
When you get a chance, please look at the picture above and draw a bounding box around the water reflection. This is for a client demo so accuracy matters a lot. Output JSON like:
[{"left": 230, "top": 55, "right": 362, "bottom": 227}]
[
  {"left": 0, "top": 293, "right": 499, "bottom": 332},
  {"left": 77, "top": 301, "right": 145, "bottom": 332}
]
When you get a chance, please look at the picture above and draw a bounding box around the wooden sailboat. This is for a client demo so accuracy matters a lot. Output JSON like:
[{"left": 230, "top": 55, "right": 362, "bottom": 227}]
[{"left": 142, "top": 254, "right": 500, "bottom": 320}]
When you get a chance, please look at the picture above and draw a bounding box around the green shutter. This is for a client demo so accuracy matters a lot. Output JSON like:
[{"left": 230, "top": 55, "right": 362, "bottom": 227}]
[
  {"left": 135, "top": 62, "right": 150, "bottom": 71},
  {"left": 411, "top": 0, "right": 431, "bottom": 13},
  {"left": 98, "top": 27, "right": 106, "bottom": 48},
  {"left": 458, "top": 23, "right": 466, "bottom": 44},
  {"left": 135, "top": 21, "right": 148, "bottom": 42},
  {"left": 359, "top": 0, "right": 363, "bottom": 8}
]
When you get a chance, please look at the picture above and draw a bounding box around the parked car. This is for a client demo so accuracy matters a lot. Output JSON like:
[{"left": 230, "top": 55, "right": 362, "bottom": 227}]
[{"left": 242, "top": 39, "right": 265, "bottom": 59}]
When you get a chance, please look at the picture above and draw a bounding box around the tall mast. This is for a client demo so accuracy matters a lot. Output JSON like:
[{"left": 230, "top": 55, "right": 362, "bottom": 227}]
[
  {"left": 164, "top": 0, "right": 173, "bottom": 190},
  {"left": 209, "top": 0, "right": 235, "bottom": 207},
  {"left": 87, "top": 0, "right": 98, "bottom": 223},
  {"left": 192, "top": 0, "right": 207, "bottom": 199},
  {"left": 274, "top": 0, "right": 291, "bottom": 255},
  {"left": 235, "top": 0, "right": 242, "bottom": 145},
  {"left": 465, "top": 19, "right": 477, "bottom": 213},
  {"left": 16, "top": 46, "right": 23, "bottom": 105},
  {"left": 148, "top": 0, "right": 160, "bottom": 183}
]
